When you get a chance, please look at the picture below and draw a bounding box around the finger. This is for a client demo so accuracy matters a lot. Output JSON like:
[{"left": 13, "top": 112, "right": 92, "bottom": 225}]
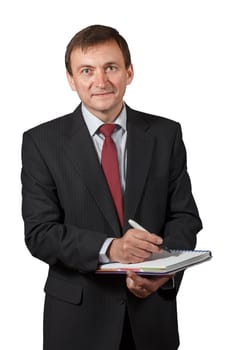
[
  {"left": 126, "top": 247, "right": 156, "bottom": 260},
  {"left": 132, "top": 240, "right": 162, "bottom": 255},
  {"left": 126, "top": 276, "right": 151, "bottom": 298},
  {"left": 130, "top": 289, "right": 150, "bottom": 299},
  {"left": 126, "top": 272, "right": 148, "bottom": 290},
  {"left": 123, "top": 231, "right": 163, "bottom": 256},
  {"left": 127, "top": 272, "right": 171, "bottom": 293},
  {"left": 126, "top": 229, "right": 163, "bottom": 246}
]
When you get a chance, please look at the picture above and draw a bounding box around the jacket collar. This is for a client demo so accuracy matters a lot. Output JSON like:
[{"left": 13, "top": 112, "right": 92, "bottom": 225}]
[{"left": 62, "top": 104, "right": 155, "bottom": 234}]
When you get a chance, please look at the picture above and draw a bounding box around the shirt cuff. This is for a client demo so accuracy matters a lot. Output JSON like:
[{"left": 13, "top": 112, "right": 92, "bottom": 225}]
[{"left": 99, "top": 238, "right": 115, "bottom": 263}]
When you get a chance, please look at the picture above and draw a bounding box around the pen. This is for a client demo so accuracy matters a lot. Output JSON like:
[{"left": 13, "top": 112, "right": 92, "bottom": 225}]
[{"left": 128, "top": 219, "right": 171, "bottom": 253}]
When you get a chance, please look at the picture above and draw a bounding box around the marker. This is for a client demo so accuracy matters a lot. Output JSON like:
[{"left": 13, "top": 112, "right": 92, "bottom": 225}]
[{"left": 128, "top": 219, "right": 171, "bottom": 253}]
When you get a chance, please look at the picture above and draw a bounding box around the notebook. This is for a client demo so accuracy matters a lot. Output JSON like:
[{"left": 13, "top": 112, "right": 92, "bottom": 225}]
[{"left": 96, "top": 249, "right": 212, "bottom": 275}]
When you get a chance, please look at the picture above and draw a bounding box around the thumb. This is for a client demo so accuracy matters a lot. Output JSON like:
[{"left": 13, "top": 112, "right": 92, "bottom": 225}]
[{"left": 126, "top": 276, "right": 134, "bottom": 288}]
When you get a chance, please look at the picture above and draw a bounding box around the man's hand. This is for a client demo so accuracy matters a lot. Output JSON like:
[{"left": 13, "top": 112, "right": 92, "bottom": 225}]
[
  {"left": 107, "top": 228, "right": 163, "bottom": 263},
  {"left": 126, "top": 271, "right": 172, "bottom": 298}
]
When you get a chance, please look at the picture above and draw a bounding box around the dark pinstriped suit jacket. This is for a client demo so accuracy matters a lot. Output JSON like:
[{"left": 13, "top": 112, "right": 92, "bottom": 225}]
[{"left": 21, "top": 104, "right": 202, "bottom": 350}]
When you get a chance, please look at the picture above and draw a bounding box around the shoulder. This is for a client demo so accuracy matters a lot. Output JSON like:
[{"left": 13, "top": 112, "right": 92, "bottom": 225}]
[
  {"left": 126, "top": 105, "right": 181, "bottom": 135},
  {"left": 21, "top": 106, "right": 84, "bottom": 155},
  {"left": 22, "top": 104, "right": 83, "bottom": 140},
  {"left": 23, "top": 112, "right": 74, "bottom": 137}
]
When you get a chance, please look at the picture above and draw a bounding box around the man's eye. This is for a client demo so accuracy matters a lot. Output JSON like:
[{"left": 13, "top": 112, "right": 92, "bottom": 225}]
[
  {"left": 81, "top": 68, "right": 91, "bottom": 74},
  {"left": 106, "top": 65, "right": 117, "bottom": 72}
]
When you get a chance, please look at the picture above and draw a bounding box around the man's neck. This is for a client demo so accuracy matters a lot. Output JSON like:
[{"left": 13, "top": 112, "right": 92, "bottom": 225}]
[{"left": 82, "top": 103, "right": 124, "bottom": 123}]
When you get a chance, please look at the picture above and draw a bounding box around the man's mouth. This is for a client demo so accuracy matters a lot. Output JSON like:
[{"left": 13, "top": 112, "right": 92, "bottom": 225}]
[{"left": 92, "top": 91, "right": 114, "bottom": 97}]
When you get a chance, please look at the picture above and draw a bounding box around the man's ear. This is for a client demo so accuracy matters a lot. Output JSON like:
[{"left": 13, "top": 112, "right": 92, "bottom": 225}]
[
  {"left": 126, "top": 64, "right": 134, "bottom": 85},
  {"left": 66, "top": 71, "right": 76, "bottom": 91}
]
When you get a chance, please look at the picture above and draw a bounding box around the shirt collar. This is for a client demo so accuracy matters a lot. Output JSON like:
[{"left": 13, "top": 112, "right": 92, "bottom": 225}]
[{"left": 81, "top": 103, "right": 127, "bottom": 136}]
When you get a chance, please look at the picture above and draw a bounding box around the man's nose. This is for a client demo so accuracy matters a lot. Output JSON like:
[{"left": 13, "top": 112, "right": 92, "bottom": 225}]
[{"left": 94, "top": 70, "right": 108, "bottom": 88}]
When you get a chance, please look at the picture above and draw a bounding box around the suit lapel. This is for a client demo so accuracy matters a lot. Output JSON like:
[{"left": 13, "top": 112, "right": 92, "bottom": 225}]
[
  {"left": 124, "top": 106, "right": 155, "bottom": 227},
  {"left": 62, "top": 106, "right": 121, "bottom": 236},
  {"left": 60, "top": 105, "right": 155, "bottom": 234}
]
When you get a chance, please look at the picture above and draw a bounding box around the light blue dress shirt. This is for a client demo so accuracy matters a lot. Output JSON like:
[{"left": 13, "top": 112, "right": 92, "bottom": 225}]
[
  {"left": 81, "top": 104, "right": 175, "bottom": 287},
  {"left": 81, "top": 103, "right": 127, "bottom": 262}
]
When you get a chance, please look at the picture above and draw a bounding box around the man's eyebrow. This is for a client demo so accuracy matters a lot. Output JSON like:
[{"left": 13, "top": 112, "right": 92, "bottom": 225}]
[
  {"left": 77, "top": 64, "right": 94, "bottom": 70},
  {"left": 104, "top": 61, "right": 119, "bottom": 66}
]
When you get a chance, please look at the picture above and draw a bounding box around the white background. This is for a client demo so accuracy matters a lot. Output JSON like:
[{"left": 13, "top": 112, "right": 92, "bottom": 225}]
[{"left": 0, "top": 0, "right": 232, "bottom": 349}]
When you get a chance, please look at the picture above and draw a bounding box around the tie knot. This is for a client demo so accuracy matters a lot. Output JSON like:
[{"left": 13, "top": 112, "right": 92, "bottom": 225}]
[{"left": 99, "top": 124, "right": 117, "bottom": 138}]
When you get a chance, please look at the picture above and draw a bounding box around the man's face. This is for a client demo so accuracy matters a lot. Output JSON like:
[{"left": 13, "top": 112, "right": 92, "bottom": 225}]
[{"left": 67, "top": 40, "right": 134, "bottom": 122}]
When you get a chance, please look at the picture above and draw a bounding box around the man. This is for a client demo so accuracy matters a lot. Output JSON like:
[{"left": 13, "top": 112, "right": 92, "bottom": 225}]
[{"left": 21, "top": 25, "right": 202, "bottom": 350}]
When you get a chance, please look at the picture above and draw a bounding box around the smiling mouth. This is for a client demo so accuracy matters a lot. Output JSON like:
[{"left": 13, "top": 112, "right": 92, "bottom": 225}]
[{"left": 92, "top": 91, "right": 114, "bottom": 97}]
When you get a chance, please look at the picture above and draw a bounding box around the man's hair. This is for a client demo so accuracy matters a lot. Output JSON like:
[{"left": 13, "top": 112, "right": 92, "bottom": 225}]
[{"left": 65, "top": 24, "right": 132, "bottom": 75}]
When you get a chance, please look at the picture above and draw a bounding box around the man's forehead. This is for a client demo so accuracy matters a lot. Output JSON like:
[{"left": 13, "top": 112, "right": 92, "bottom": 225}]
[{"left": 70, "top": 41, "right": 124, "bottom": 64}]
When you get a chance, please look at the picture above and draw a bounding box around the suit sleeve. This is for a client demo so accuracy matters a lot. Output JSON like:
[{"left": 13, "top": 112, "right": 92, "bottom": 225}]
[
  {"left": 159, "top": 123, "right": 202, "bottom": 293},
  {"left": 21, "top": 132, "right": 106, "bottom": 272},
  {"left": 163, "top": 123, "right": 203, "bottom": 250}
]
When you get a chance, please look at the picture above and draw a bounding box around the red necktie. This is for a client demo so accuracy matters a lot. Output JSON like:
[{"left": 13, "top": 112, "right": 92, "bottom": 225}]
[{"left": 99, "top": 124, "right": 124, "bottom": 227}]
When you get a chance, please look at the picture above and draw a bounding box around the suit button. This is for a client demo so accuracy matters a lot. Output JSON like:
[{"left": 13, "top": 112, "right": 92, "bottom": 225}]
[{"left": 119, "top": 298, "right": 126, "bottom": 305}]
